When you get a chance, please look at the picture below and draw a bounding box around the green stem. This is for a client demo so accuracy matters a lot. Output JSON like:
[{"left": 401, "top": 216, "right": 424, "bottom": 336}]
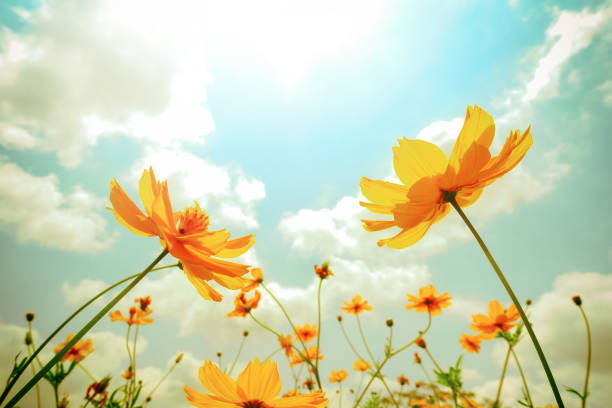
[
  {"left": 25, "top": 326, "right": 41, "bottom": 408},
  {"left": 53, "top": 385, "right": 59, "bottom": 408},
  {"left": 494, "top": 344, "right": 511, "bottom": 408},
  {"left": 356, "top": 315, "right": 376, "bottom": 365},
  {"left": 131, "top": 325, "right": 140, "bottom": 404},
  {"left": 125, "top": 325, "right": 133, "bottom": 403},
  {"left": 450, "top": 198, "right": 564, "bottom": 408},
  {"left": 78, "top": 363, "right": 97, "bottom": 382},
  {"left": 248, "top": 312, "right": 322, "bottom": 390},
  {"left": 510, "top": 348, "right": 532, "bottom": 407},
  {"left": 228, "top": 334, "right": 247, "bottom": 376},
  {"left": 3, "top": 249, "right": 169, "bottom": 408},
  {"left": 315, "top": 279, "right": 323, "bottom": 375},
  {"left": 143, "top": 361, "right": 179, "bottom": 405},
  {"left": 378, "top": 375, "right": 399, "bottom": 408},
  {"left": 578, "top": 305, "right": 591, "bottom": 408},
  {"left": 424, "top": 348, "right": 443, "bottom": 373},
  {"left": 0, "top": 261, "right": 176, "bottom": 406},
  {"left": 353, "top": 313, "right": 432, "bottom": 408},
  {"left": 262, "top": 348, "right": 281, "bottom": 362},
  {"left": 338, "top": 320, "right": 365, "bottom": 361},
  {"left": 339, "top": 382, "right": 343, "bottom": 408}
]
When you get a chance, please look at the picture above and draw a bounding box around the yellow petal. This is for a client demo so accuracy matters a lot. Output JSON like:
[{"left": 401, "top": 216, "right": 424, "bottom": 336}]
[
  {"left": 362, "top": 219, "right": 396, "bottom": 231},
  {"left": 197, "top": 361, "right": 241, "bottom": 400},
  {"left": 138, "top": 167, "right": 160, "bottom": 217},
  {"left": 212, "top": 274, "right": 245, "bottom": 290},
  {"left": 476, "top": 127, "right": 533, "bottom": 186},
  {"left": 488, "top": 300, "right": 504, "bottom": 317},
  {"left": 236, "top": 359, "right": 281, "bottom": 402},
  {"left": 216, "top": 235, "right": 256, "bottom": 258},
  {"left": 151, "top": 181, "right": 175, "bottom": 233},
  {"left": 359, "top": 201, "right": 394, "bottom": 215},
  {"left": 108, "top": 179, "right": 156, "bottom": 236},
  {"left": 448, "top": 105, "right": 495, "bottom": 172},
  {"left": 359, "top": 177, "right": 410, "bottom": 206},
  {"left": 392, "top": 139, "right": 448, "bottom": 188},
  {"left": 378, "top": 220, "right": 432, "bottom": 249},
  {"left": 454, "top": 187, "right": 484, "bottom": 208},
  {"left": 184, "top": 271, "right": 222, "bottom": 302},
  {"left": 446, "top": 142, "right": 491, "bottom": 188}
]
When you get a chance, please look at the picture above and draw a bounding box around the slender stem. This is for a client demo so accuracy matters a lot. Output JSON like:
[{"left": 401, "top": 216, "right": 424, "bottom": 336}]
[
  {"left": 339, "top": 382, "right": 343, "bottom": 408},
  {"left": 24, "top": 327, "right": 41, "bottom": 408},
  {"left": 125, "top": 325, "right": 134, "bottom": 403},
  {"left": 315, "top": 279, "right": 323, "bottom": 375},
  {"left": 511, "top": 348, "right": 532, "bottom": 407},
  {"left": 248, "top": 312, "right": 322, "bottom": 390},
  {"left": 78, "top": 363, "right": 97, "bottom": 382},
  {"left": 353, "top": 313, "right": 432, "bottom": 408},
  {"left": 143, "top": 361, "right": 179, "bottom": 405},
  {"left": 578, "top": 305, "right": 591, "bottom": 408},
  {"left": 259, "top": 283, "right": 309, "bottom": 355},
  {"left": 228, "top": 335, "right": 247, "bottom": 376},
  {"left": 356, "top": 315, "right": 376, "bottom": 365},
  {"left": 424, "top": 348, "right": 443, "bottom": 373},
  {"left": 263, "top": 348, "right": 281, "bottom": 362},
  {"left": 494, "top": 345, "right": 512, "bottom": 408},
  {"left": 419, "top": 363, "right": 433, "bottom": 384},
  {"left": 4, "top": 249, "right": 169, "bottom": 408},
  {"left": 53, "top": 385, "right": 59, "bottom": 407},
  {"left": 338, "top": 320, "right": 365, "bottom": 361},
  {"left": 131, "top": 325, "right": 140, "bottom": 404},
  {"left": 0, "top": 261, "right": 177, "bottom": 407},
  {"left": 378, "top": 375, "right": 399, "bottom": 408},
  {"left": 450, "top": 198, "right": 564, "bottom": 408}
]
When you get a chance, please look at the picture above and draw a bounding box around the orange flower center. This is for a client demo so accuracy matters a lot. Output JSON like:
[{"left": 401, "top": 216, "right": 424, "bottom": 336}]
[
  {"left": 242, "top": 401, "right": 264, "bottom": 408},
  {"left": 177, "top": 206, "right": 210, "bottom": 235}
]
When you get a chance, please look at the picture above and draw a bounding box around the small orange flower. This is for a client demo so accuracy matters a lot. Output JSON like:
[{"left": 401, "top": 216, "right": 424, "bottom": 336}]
[
  {"left": 242, "top": 267, "right": 264, "bottom": 292},
  {"left": 314, "top": 262, "right": 333, "bottom": 279},
  {"left": 459, "top": 333, "right": 483, "bottom": 353},
  {"left": 135, "top": 296, "right": 152, "bottom": 312},
  {"left": 109, "top": 306, "right": 154, "bottom": 326},
  {"left": 184, "top": 359, "right": 327, "bottom": 408},
  {"left": 302, "top": 378, "right": 315, "bottom": 391},
  {"left": 413, "top": 352, "right": 422, "bottom": 364},
  {"left": 290, "top": 346, "right": 324, "bottom": 367},
  {"left": 109, "top": 167, "right": 255, "bottom": 302},
  {"left": 340, "top": 294, "right": 373, "bottom": 315},
  {"left": 405, "top": 284, "right": 451, "bottom": 316},
  {"left": 470, "top": 300, "right": 520, "bottom": 339},
  {"left": 278, "top": 334, "right": 294, "bottom": 357},
  {"left": 294, "top": 324, "right": 318, "bottom": 343},
  {"left": 353, "top": 359, "right": 371, "bottom": 372},
  {"left": 360, "top": 105, "right": 533, "bottom": 248},
  {"left": 53, "top": 334, "right": 94, "bottom": 362},
  {"left": 227, "top": 290, "right": 261, "bottom": 318},
  {"left": 397, "top": 375, "right": 409, "bottom": 386},
  {"left": 122, "top": 368, "right": 133, "bottom": 379},
  {"left": 328, "top": 369, "right": 348, "bottom": 383}
]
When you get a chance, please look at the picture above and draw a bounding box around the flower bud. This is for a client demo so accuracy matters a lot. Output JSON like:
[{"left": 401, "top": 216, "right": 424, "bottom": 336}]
[
  {"left": 337, "top": 315, "right": 342, "bottom": 322},
  {"left": 175, "top": 352, "right": 184, "bottom": 363},
  {"left": 25, "top": 312, "right": 35, "bottom": 322},
  {"left": 415, "top": 337, "right": 426, "bottom": 348},
  {"left": 243, "top": 330, "right": 249, "bottom": 337},
  {"left": 24, "top": 332, "right": 33, "bottom": 346},
  {"left": 146, "top": 396, "right": 152, "bottom": 402},
  {"left": 572, "top": 295, "right": 582, "bottom": 306},
  {"left": 525, "top": 298, "right": 532, "bottom": 306},
  {"left": 385, "top": 318, "right": 394, "bottom": 327},
  {"left": 216, "top": 351, "right": 222, "bottom": 357}
]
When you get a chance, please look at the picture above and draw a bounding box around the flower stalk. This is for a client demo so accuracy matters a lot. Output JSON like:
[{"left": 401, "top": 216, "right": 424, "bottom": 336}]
[
  {"left": 3, "top": 249, "right": 168, "bottom": 408},
  {"left": 449, "top": 198, "right": 564, "bottom": 408}
]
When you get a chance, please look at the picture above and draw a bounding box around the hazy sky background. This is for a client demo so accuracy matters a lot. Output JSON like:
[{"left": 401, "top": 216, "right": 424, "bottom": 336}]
[{"left": 1, "top": 0, "right": 611, "bottom": 407}]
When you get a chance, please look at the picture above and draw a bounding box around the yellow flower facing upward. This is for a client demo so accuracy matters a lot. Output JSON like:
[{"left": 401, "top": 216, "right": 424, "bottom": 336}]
[
  {"left": 109, "top": 167, "right": 255, "bottom": 302},
  {"left": 360, "top": 105, "right": 532, "bottom": 248},
  {"left": 340, "top": 294, "right": 373, "bottom": 315},
  {"left": 405, "top": 284, "right": 451, "bottom": 316},
  {"left": 184, "top": 359, "right": 327, "bottom": 408},
  {"left": 353, "top": 359, "right": 371, "bottom": 372}
]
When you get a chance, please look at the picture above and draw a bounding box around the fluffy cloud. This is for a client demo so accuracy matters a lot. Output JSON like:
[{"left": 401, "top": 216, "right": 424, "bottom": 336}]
[
  {"left": 61, "top": 279, "right": 108, "bottom": 306},
  {"left": 0, "top": 159, "right": 116, "bottom": 252},
  {"left": 0, "top": 0, "right": 213, "bottom": 168},
  {"left": 128, "top": 148, "right": 265, "bottom": 229}
]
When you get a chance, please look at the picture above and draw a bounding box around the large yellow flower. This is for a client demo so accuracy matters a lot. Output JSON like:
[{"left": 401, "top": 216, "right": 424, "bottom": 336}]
[
  {"left": 184, "top": 359, "right": 327, "bottom": 408},
  {"left": 360, "top": 105, "right": 532, "bottom": 248},
  {"left": 109, "top": 167, "right": 255, "bottom": 301}
]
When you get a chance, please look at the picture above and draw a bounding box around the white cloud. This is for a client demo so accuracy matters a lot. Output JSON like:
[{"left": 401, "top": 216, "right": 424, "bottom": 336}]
[
  {"left": 62, "top": 279, "right": 108, "bottom": 306},
  {"left": 0, "top": 159, "right": 117, "bottom": 252},
  {"left": 128, "top": 148, "right": 265, "bottom": 229},
  {"left": 523, "top": 7, "right": 612, "bottom": 102},
  {"left": 598, "top": 79, "right": 612, "bottom": 107}
]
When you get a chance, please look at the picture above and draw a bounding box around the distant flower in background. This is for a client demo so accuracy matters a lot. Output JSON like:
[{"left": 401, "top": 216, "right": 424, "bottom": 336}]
[
  {"left": 53, "top": 334, "right": 94, "bottom": 362},
  {"left": 294, "top": 324, "right": 318, "bottom": 343},
  {"left": 405, "top": 284, "right": 451, "bottom": 316},
  {"left": 459, "top": 333, "right": 483, "bottom": 354},
  {"left": 328, "top": 369, "right": 348, "bottom": 383},
  {"left": 109, "top": 306, "right": 153, "bottom": 326},
  {"left": 227, "top": 290, "right": 261, "bottom": 318},
  {"left": 353, "top": 359, "right": 371, "bottom": 372},
  {"left": 470, "top": 300, "right": 520, "bottom": 339},
  {"left": 340, "top": 294, "right": 373, "bottom": 315}
]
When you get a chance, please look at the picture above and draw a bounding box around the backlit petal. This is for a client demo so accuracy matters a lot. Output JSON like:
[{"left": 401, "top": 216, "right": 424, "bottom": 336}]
[
  {"left": 236, "top": 359, "right": 282, "bottom": 401},
  {"left": 184, "top": 271, "right": 223, "bottom": 302},
  {"left": 109, "top": 179, "right": 157, "bottom": 236},
  {"left": 378, "top": 219, "right": 434, "bottom": 249},
  {"left": 393, "top": 139, "right": 448, "bottom": 188},
  {"left": 138, "top": 167, "right": 160, "bottom": 217},
  {"left": 197, "top": 361, "right": 241, "bottom": 401},
  {"left": 216, "top": 235, "right": 256, "bottom": 258},
  {"left": 448, "top": 105, "right": 495, "bottom": 173},
  {"left": 361, "top": 219, "right": 396, "bottom": 231},
  {"left": 359, "top": 177, "right": 410, "bottom": 206}
]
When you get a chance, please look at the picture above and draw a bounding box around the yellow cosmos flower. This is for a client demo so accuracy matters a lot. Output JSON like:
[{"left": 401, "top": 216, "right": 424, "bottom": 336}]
[
  {"left": 360, "top": 105, "right": 532, "bottom": 248},
  {"left": 53, "top": 334, "right": 94, "bottom": 362},
  {"left": 109, "top": 167, "right": 255, "bottom": 301},
  {"left": 353, "top": 359, "right": 371, "bottom": 372},
  {"left": 328, "top": 370, "right": 348, "bottom": 383},
  {"left": 184, "top": 359, "right": 327, "bottom": 408}
]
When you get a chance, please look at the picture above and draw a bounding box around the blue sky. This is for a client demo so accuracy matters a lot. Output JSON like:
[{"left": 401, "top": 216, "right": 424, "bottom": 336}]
[{"left": 0, "top": 1, "right": 611, "bottom": 407}]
